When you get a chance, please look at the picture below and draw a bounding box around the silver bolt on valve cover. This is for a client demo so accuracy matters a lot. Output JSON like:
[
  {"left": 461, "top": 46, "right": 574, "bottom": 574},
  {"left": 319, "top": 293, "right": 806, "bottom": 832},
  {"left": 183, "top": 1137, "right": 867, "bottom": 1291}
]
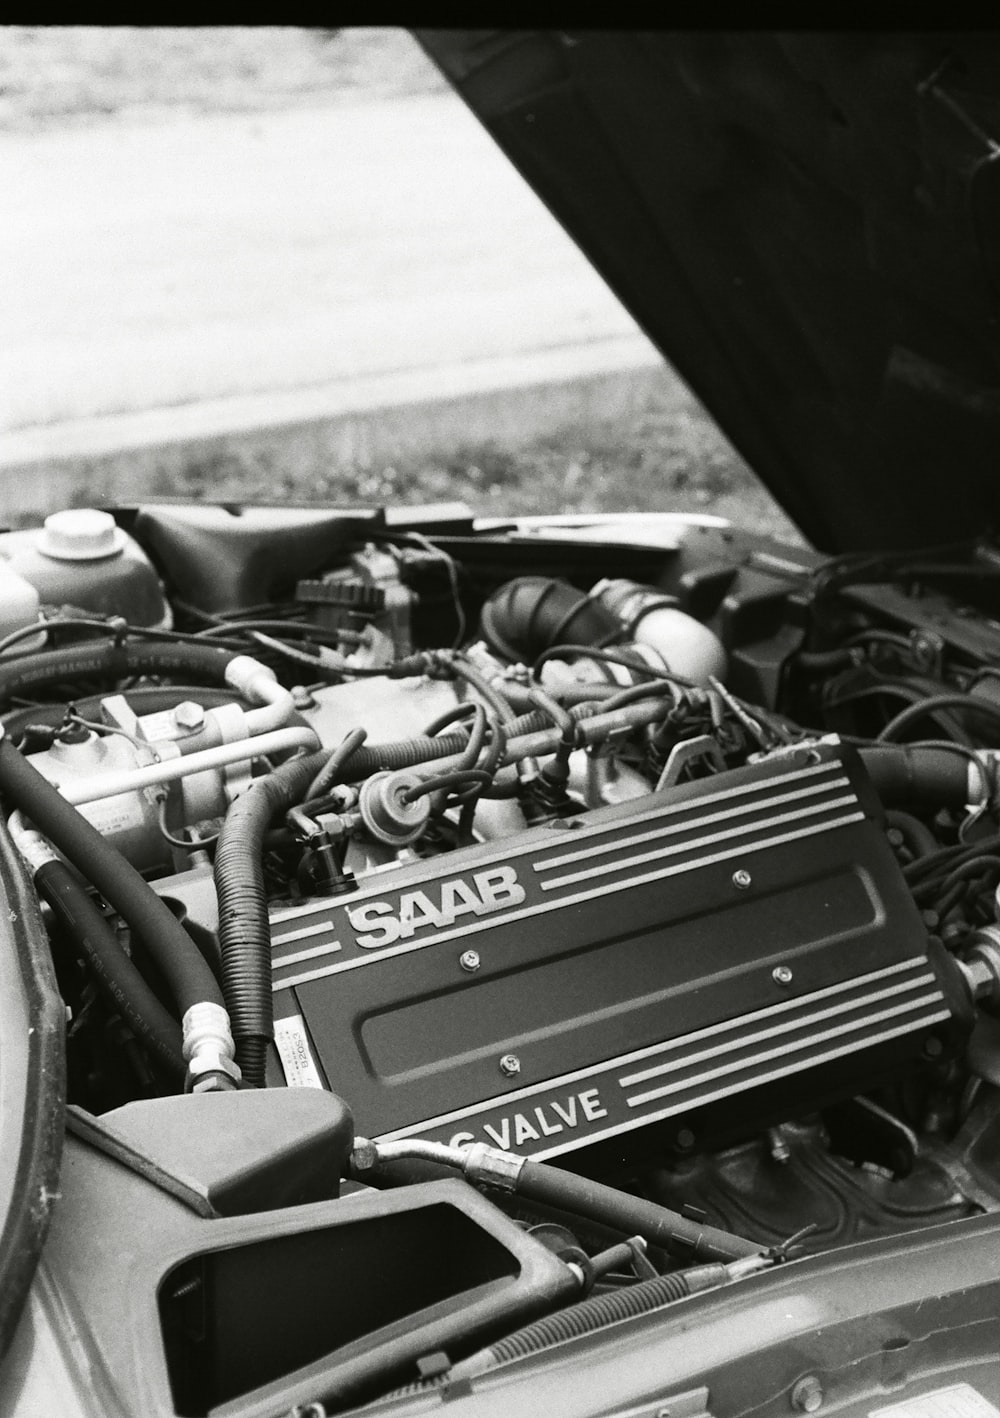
[
  {"left": 499, "top": 1053, "right": 521, "bottom": 1077},
  {"left": 460, "top": 950, "right": 481, "bottom": 972},
  {"left": 732, "top": 869, "right": 753, "bottom": 890},
  {"left": 172, "top": 700, "right": 206, "bottom": 733},
  {"left": 791, "top": 1376, "right": 824, "bottom": 1413},
  {"left": 772, "top": 965, "right": 794, "bottom": 985}
]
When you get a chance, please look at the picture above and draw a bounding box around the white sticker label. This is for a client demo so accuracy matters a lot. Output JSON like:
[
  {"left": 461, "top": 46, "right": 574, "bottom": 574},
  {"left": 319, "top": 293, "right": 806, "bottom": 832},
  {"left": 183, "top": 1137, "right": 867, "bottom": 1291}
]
[
  {"left": 872, "top": 1385, "right": 1000, "bottom": 1418},
  {"left": 274, "top": 1014, "right": 324, "bottom": 1089}
]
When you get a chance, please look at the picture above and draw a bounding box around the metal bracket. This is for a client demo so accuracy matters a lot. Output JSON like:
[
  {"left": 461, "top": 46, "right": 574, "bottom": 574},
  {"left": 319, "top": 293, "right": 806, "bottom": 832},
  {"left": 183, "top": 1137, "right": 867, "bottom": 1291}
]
[{"left": 655, "top": 734, "right": 726, "bottom": 792}]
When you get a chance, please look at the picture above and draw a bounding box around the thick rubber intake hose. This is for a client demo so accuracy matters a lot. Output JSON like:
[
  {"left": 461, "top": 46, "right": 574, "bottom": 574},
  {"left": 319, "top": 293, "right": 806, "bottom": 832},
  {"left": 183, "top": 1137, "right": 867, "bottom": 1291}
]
[
  {"left": 214, "top": 750, "right": 326, "bottom": 1085},
  {"left": 0, "top": 639, "right": 233, "bottom": 704},
  {"left": 0, "top": 737, "right": 222, "bottom": 1019},
  {"left": 515, "top": 1160, "right": 760, "bottom": 1263},
  {"left": 33, "top": 859, "right": 184, "bottom": 1077},
  {"left": 859, "top": 745, "right": 975, "bottom": 811},
  {"left": 479, "top": 577, "right": 622, "bottom": 663}
]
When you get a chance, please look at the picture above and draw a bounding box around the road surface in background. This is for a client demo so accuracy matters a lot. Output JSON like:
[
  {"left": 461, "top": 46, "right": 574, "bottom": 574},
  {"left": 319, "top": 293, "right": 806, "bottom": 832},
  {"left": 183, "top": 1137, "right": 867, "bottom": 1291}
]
[{"left": 1, "top": 89, "right": 658, "bottom": 437}]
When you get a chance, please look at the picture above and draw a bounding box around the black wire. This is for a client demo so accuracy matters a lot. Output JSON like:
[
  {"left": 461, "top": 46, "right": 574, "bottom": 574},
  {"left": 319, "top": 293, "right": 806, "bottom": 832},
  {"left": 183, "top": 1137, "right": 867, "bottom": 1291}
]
[
  {"left": 876, "top": 694, "right": 1000, "bottom": 744},
  {"left": 305, "top": 726, "right": 369, "bottom": 802},
  {"left": 527, "top": 685, "right": 577, "bottom": 738},
  {"left": 823, "top": 684, "right": 977, "bottom": 747},
  {"left": 391, "top": 532, "right": 467, "bottom": 649},
  {"left": 421, "top": 700, "right": 480, "bottom": 736},
  {"left": 904, "top": 833, "right": 1000, "bottom": 885},
  {"left": 197, "top": 619, "right": 361, "bottom": 646},
  {"left": 451, "top": 653, "right": 518, "bottom": 726},
  {"left": 599, "top": 680, "right": 684, "bottom": 713},
  {"left": 401, "top": 769, "right": 493, "bottom": 803},
  {"left": 533, "top": 645, "right": 693, "bottom": 685}
]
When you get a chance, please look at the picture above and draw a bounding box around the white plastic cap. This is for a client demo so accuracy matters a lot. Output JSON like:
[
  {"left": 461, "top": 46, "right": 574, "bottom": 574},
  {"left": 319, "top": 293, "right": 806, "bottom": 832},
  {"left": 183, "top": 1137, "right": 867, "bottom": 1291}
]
[{"left": 39, "top": 508, "right": 125, "bottom": 561}]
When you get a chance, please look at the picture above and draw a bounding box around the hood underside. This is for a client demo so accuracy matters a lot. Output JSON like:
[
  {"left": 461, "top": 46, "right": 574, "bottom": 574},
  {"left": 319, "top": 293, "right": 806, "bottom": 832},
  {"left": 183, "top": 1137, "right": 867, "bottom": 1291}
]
[{"left": 416, "top": 30, "right": 1000, "bottom": 553}]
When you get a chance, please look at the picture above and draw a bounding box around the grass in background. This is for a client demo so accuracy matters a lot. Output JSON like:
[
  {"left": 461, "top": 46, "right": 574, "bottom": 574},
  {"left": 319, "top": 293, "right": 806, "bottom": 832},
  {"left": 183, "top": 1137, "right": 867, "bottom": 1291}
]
[{"left": 161, "top": 377, "right": 805, "bottom": 545}]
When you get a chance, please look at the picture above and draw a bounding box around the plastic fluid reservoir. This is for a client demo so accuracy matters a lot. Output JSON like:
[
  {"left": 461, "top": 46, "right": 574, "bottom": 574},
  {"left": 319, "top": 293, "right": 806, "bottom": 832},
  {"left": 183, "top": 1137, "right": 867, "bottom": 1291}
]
[
  {"left": 591, "top": 578, "right": 727, "bottom": 684},
  {"left": 0, "top": 562, "right": 43, "bottom": 650},
  {"left": 0, "top": 509, "right": 170, "bottom": 629}
]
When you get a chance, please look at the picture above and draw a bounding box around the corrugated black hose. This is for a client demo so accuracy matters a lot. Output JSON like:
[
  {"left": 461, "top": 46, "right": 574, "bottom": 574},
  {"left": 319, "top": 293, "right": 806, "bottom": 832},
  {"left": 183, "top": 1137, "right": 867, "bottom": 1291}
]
[
  {"left": 214, "top": 749, "right": 326, "bottom": 1086},
  {"left": 465, "top": 1267, "right": 691, "bottom": 1372}
]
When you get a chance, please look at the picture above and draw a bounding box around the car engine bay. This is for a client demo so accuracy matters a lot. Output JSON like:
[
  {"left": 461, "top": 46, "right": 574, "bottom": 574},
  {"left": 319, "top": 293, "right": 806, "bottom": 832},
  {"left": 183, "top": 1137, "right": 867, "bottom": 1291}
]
[{"left": 7, "top": 500, "right": 1000, "bottom": 1412}]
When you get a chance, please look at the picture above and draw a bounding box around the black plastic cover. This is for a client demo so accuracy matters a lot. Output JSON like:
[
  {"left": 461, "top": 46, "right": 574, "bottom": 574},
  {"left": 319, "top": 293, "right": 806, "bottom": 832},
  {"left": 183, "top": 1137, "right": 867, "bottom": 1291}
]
[
  {"left": 270, "top": 742, "right": 958, "bottom": 1159},
  {"left": 96, "top": 1088, "right": 354, "bottom": 1216}
]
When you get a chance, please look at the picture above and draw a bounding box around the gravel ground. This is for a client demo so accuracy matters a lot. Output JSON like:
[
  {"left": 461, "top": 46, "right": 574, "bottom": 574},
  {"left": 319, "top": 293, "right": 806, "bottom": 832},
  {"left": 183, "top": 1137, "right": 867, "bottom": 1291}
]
[{"left": 2, "top": 26, "right": 801, "bottom": 545}]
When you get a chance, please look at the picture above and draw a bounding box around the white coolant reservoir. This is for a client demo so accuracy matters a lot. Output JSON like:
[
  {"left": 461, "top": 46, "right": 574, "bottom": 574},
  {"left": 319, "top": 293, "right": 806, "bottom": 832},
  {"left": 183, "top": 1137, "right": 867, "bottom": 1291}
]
[
  {"left": 592, "top": 578, "right": 727, "bottom": 684},
  {"left": 0, "top": 561, "right": 43, "bottom": 651},
  {"left": 0, "top": 508, "right": 170, "bottom": 630}
]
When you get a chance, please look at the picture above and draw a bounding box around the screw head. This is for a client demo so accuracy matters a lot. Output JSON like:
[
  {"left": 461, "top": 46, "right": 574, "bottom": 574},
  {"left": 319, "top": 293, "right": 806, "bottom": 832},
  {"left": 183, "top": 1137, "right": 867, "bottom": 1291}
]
[
  {"left": 499, "top": 1053, "right": 521, "bottom": 1077},
  {"left": 791, "top": 1375, "right": 823, "bottom": 1413},
  {"left": 772, "top": 965, "right": 794, "bottom": 986},
  {"left": 459, "top": 949, "right": 481, "bottom": 973},
  {"left": 732, "top": 869, "right": 752, "bottom": 890},
  {"left": 172, "top": 700, "right": 205, "bottom": 733}
]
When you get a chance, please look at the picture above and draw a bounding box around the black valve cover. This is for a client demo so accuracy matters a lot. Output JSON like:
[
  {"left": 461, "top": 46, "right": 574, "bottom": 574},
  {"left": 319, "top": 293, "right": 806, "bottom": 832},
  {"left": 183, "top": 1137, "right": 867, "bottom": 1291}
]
[{"left": 269, "top": 741, "right": 957, "bottom": 1161}]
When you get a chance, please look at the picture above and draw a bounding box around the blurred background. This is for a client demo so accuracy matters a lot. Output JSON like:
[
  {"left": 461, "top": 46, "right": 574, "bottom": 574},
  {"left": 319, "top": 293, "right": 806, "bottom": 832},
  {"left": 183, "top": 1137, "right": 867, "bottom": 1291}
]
[{"left": 0, "top": 26, "right": 796, "bottom": 537}]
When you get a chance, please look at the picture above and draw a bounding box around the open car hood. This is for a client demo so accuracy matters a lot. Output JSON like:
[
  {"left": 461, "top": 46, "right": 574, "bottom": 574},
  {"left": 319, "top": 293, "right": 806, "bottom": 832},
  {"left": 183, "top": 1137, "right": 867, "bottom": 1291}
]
[{"left": 416, "top": 30, "right": 1000, "bottom": 553}]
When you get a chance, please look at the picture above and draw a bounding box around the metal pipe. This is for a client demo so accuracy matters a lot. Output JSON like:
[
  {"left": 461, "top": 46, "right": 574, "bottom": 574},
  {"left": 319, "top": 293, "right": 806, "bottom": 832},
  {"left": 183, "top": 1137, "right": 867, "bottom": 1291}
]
[
  {"left": 224, "top": 654, "right": 298, "bottom": 736},
  {"left": 52, "top": 726, "right": 319, "bottom": 806}
]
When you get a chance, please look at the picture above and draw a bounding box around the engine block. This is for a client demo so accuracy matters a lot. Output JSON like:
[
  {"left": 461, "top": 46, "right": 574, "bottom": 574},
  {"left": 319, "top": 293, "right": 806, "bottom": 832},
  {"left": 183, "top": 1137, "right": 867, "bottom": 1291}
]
[{"left": 268, "top": 741, "right": 959, "bottom": 1161}]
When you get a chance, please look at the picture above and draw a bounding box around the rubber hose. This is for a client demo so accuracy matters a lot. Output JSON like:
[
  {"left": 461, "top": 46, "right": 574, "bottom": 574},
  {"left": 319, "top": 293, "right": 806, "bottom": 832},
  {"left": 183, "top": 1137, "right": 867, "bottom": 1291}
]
[
  {"left": 859, "top": 746, "right": 973, "bottom": 811},
  {"left": 515, "top": 1160, "right": 760, "bottom": 1262},
  {"left": 0, "top": 639, "right": 233, "bottom": 704},
  {"left": 305, "top": 727, "right": 368, "bottom": 802},
  {"left": 319, "top": 713, "right": 548, "bottom": 783},
  {"left": 0, "top": 738, "right": 222, "bottom": 1019},
  {"left": 795, "top": 648, "right": 857, "bottom": 673},
  {"left": 484, "top": 681, "right": 618, "bottom": 714},
  {"left": 479, "top": 577, "right": 622, "bottom": 664},
  {"left": 885, "top": 809, "right": 938, "bottom": 859},
  {"left": 331, "top": 698, "right": 670, "bottom": 788},
  {"left": 2, "top": 686, "right": 248, "bottom": 740},
  {"left": 33, "top": 859, "right": 184, "bottom": 1077},
  {"left": 214, "top": 749, "right": 326, "bottom": 1085},
  {"left": 474, "top": 1268, "right": 691, "bottom": 1370}
]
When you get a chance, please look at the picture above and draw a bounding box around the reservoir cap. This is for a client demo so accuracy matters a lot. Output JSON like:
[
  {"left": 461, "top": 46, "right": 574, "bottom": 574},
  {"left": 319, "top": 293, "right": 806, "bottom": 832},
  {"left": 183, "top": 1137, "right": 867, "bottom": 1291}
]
[{"left": 39, "top": 508, "right": 126, "bottom": 561}]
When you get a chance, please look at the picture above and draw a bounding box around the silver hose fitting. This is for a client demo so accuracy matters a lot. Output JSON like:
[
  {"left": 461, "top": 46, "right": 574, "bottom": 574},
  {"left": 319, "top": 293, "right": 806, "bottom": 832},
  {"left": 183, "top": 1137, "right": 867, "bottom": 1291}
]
[
  {"left": 7, "top": 811, "right": 60, "bottom": 874},
  {"left": 350, "top": 1136, "right": 526, "bottom": 1191},
  {"left": 182, "top": 1001, "right": 241, "bottom": 1092}
]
